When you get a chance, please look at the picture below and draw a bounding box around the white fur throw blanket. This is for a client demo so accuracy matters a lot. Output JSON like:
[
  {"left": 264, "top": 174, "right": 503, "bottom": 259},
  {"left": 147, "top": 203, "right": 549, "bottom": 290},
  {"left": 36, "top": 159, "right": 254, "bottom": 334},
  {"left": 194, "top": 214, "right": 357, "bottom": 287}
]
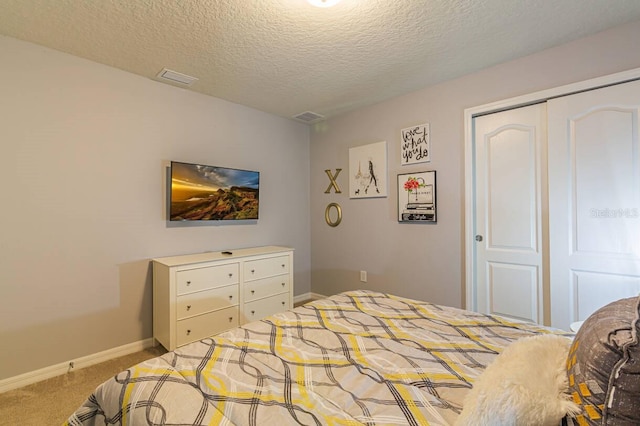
[{"left": 456, "top": 334, "right": 581, "bottom": 426}]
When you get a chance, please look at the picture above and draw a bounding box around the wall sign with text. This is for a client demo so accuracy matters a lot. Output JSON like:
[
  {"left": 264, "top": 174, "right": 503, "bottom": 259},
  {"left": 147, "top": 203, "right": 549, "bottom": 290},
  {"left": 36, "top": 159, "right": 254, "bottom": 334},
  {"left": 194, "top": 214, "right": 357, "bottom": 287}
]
[{"left": 400, "top": 123, "right": 430, "bottom": 166}]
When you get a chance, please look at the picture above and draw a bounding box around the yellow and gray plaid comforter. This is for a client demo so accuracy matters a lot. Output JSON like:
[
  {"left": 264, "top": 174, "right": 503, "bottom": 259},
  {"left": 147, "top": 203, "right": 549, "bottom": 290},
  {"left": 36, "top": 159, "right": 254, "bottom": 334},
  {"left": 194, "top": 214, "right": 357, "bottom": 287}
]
[{"left": 66, "top": 290, "right": 563, "bottom": 425}]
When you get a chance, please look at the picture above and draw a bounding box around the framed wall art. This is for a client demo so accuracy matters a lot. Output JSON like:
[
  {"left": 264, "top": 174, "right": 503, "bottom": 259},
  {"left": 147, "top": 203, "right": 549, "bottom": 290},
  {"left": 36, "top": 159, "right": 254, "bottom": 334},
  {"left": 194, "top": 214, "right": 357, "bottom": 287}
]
[
  {"left": 349, "top": 141, "right": 388, "bottom": 198},
  {"left": 397, "top": 171, "right": 436, "bottom": 223},
  {"left": 400, "top": 123, "right": 430, "bottom": 166}
]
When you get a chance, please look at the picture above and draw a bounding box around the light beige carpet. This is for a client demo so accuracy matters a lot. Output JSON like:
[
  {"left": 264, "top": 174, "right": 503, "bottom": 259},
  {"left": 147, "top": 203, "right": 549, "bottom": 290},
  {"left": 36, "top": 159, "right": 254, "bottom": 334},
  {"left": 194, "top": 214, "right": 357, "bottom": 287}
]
[{"left": 0, "top": 346, "right": 167, "bottom": 426}]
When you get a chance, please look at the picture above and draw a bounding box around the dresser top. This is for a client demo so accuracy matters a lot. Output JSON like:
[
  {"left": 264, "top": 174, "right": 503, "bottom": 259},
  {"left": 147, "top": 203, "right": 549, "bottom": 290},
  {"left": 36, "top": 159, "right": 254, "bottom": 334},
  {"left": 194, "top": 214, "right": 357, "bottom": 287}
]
[{"left": 152, "top": 245, "right": 293, "bottom": 267}]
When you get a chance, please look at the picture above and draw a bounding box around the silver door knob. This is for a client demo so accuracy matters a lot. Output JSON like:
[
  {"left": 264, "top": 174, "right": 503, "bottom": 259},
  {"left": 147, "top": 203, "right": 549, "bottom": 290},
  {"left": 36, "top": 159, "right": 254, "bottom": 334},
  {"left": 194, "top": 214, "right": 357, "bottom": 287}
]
[{"left": 475, "top": 235, "right": 483, "bottom": 242}]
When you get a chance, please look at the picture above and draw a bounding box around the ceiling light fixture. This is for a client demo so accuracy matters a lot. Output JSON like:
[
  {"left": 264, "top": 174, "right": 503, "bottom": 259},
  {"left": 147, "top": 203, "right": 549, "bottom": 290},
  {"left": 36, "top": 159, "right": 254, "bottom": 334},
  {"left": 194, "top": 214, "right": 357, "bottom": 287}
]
[{"left": 307, "top": 0, "right": 341, "bottom": 7}]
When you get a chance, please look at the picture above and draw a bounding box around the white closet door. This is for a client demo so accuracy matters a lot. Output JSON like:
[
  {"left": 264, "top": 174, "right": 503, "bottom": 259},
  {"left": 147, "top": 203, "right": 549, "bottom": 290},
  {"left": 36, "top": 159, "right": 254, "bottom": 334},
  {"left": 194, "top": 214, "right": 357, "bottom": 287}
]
[
  {"left": 548, "top": 80, "right": 640, "bottom": 330},
  {"left": 473, "top": 103, "right": 547, "bottom": 323}
]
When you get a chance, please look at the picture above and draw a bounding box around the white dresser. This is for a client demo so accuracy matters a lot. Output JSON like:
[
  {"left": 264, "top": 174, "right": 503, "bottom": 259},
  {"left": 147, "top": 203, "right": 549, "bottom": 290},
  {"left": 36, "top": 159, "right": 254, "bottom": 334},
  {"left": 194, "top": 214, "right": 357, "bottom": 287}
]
[{"left": 152, "top": 246, "right": 293, "bottom": 351}]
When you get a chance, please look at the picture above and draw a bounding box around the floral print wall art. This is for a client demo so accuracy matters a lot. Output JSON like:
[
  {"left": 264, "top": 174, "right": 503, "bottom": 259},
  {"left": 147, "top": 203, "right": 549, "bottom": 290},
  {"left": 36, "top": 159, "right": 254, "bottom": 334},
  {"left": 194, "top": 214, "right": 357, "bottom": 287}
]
[{"left": 397, "top": 171, "right": 436, "bottom": 222}]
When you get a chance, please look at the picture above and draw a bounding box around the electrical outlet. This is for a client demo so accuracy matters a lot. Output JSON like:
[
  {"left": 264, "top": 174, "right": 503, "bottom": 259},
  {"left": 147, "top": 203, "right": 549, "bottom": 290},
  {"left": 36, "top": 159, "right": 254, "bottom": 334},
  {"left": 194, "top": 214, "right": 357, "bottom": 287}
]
[{"left": 360, "top": 270, "right": 367, "bottom": 282}]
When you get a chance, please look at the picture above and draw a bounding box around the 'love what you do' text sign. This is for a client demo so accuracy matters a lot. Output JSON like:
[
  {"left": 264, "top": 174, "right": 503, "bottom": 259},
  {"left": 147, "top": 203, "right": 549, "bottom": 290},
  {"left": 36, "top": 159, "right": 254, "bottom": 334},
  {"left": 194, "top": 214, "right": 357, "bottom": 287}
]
[{"left": 400, "top": 123, "right": 430, "bottom": 166}]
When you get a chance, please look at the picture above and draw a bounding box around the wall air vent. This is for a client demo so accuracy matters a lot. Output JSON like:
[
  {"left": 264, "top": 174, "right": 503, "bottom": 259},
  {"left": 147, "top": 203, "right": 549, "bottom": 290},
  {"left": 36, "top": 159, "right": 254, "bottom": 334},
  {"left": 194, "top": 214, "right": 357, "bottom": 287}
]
[
  {"left": 293, "top": 111, "right": 325, "bottom": 123},
  {"left": 156, "top": 68, "right": 198, "bottom": 86}
]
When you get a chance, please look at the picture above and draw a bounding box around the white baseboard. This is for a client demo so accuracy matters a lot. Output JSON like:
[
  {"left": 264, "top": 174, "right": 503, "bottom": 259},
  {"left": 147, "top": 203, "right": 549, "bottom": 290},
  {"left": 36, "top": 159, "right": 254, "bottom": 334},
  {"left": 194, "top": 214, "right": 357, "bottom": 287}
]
[
  {"left": 2, "top": 296, "right": 328, "bottom": 394},
  {"left": 294, "top": 292, "right": 326, "bottom": 304},
  {"left": 0, "top": 337, "right": 155, "bottom": 394}
]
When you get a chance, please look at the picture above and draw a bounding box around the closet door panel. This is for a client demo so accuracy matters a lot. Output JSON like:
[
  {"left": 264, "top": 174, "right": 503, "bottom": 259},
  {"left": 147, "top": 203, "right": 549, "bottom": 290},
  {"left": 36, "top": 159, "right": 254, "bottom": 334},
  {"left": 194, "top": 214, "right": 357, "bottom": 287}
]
[
  {"left": 573, "top": 271, "right": 640, "bottom": 320},
  {"left": 574, "top": 109, "right": 638, "bottom": 254},
  {"left": 473, "top": 103, "right": 547, "bottom": 323},
  {"left": 548, "top": 80, "right": 640, "bottom": 330}
]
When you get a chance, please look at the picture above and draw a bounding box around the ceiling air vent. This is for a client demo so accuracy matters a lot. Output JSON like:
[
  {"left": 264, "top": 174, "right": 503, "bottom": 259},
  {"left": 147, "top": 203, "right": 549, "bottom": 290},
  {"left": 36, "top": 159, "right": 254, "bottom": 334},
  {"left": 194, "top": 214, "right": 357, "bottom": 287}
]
[
  {"left": 293, "top": 111, "right": 324, "bottom": 123},
  {"left": 156, "top": 68, "right": 198, "bottom": 86}
]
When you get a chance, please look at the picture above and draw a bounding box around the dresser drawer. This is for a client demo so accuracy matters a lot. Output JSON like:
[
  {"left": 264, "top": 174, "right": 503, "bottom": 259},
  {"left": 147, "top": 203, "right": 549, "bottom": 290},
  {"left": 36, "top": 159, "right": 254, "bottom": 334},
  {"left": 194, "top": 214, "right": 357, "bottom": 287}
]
[
  {"left": 177, "top": 263, "right": 239, "bottom": 295},
  {"left": 176, "top": 306, "right": 239, "bottom": 347},
  {"left": 244, "top": 275, "right": 290, "bottom": 302},
  {"left": 177, "top": 284, "right": 238, "bottom": 320},
  {"left": 244, "top": 256, "right": 289, "bottom": 281},
  {"left": 244, "top": 293, "right": 290, "bottom": 323}
]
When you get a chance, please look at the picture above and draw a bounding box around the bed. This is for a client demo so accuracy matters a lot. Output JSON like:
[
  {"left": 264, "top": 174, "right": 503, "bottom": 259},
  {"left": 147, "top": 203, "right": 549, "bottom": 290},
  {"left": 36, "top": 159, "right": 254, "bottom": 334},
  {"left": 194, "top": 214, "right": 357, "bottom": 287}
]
[{"left": 65, "top": 290, "right": 640, "bottom": 426}]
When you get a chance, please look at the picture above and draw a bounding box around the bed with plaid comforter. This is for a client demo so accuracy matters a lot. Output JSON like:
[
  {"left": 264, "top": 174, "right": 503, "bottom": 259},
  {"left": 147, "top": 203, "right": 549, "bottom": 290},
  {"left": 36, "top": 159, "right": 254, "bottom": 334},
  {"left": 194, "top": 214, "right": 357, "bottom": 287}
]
[{"left": 66, "top": 290, "right": 566, "bottom": 425}]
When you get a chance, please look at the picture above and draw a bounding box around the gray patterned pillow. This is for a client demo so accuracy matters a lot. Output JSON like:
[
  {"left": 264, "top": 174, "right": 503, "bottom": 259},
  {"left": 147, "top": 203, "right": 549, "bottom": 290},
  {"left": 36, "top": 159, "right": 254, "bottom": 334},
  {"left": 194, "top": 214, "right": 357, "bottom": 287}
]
[{"left": 566, "top": 295, "right": 640, "bottom": 425}]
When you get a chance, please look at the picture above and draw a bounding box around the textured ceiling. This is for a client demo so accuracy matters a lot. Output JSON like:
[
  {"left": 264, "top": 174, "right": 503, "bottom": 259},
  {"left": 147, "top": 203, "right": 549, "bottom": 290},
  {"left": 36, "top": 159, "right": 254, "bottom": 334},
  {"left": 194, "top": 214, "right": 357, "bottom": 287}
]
[{"left": 2, "top": 0, "right": 640, "bottom": 122}]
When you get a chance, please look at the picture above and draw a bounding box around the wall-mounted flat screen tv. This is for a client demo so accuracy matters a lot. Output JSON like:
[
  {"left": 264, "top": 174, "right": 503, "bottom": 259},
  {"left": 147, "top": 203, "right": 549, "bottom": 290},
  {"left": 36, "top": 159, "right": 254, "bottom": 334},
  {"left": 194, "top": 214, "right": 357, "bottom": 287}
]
[{"left": 170, "top": 161, "right": 260, "bottom": 221}]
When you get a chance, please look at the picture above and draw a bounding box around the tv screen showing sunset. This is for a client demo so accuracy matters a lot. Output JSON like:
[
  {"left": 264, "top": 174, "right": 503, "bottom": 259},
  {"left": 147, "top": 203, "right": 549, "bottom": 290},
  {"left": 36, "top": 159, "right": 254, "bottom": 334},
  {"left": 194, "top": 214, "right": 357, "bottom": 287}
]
[{"left": 170, "top": 161, "right": 259, "bottom": 221}]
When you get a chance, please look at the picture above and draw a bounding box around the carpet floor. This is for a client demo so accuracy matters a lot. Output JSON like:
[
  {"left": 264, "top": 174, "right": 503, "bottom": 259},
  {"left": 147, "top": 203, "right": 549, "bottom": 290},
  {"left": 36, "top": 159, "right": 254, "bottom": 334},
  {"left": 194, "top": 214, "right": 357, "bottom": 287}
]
[{"left": 0, "top": 346, "right": 167, "bottom": 425}]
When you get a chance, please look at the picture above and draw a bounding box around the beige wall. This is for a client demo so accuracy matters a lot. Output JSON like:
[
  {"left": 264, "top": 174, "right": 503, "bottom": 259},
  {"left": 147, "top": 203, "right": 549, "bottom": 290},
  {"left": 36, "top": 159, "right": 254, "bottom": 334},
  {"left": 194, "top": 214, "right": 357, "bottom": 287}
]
[
  {"left": 0, "top": 35, "right": 311, "bottom": 380},
  {"left": 310, "top": 19, "right": 640, "bottom": 308}
]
